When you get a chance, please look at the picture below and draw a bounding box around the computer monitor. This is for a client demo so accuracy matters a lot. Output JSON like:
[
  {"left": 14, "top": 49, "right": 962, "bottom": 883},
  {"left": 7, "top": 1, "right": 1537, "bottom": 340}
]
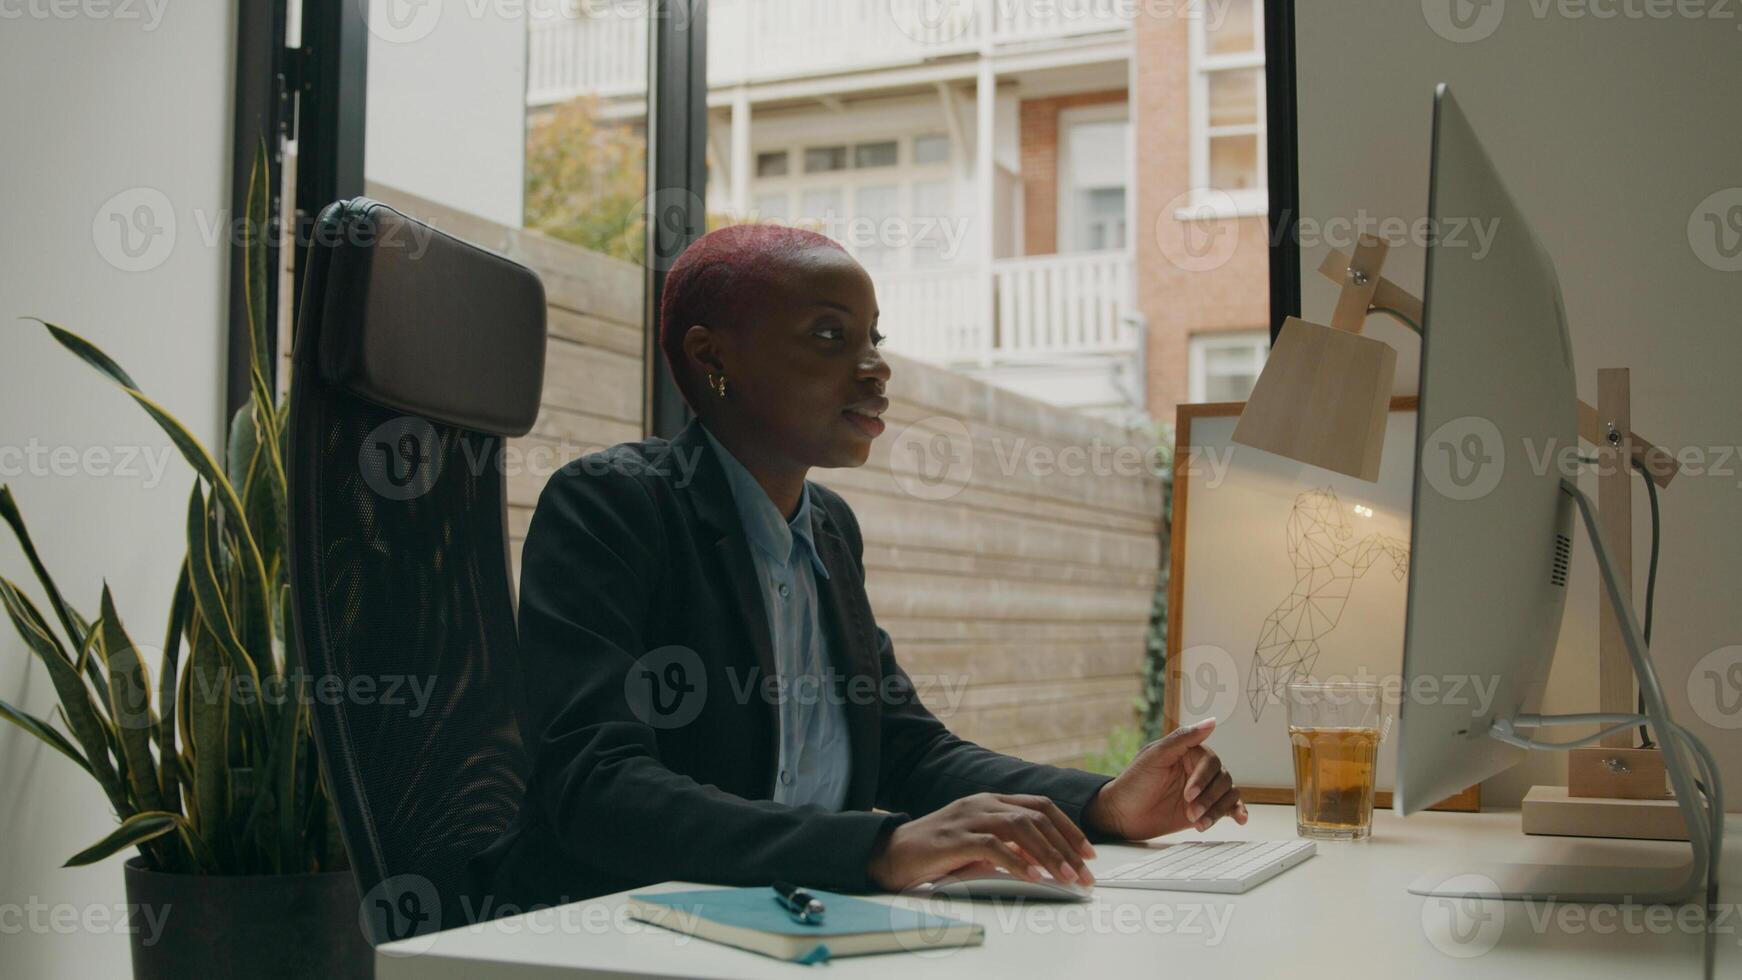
[{"left": 1392, "top": 85, "right": 1715, "bottom": 904}]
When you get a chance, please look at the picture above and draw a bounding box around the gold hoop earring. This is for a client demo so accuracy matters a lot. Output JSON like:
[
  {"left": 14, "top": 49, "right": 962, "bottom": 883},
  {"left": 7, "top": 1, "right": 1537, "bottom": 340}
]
[{"left": 709, "top": 373, "right": 729, "bottom": 398}]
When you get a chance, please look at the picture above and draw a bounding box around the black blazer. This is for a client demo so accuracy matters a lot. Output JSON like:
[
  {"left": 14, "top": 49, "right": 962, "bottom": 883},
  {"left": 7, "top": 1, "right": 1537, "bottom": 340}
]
[{"left": 470, "top": 419, "right": 1113, "bottom": 910}]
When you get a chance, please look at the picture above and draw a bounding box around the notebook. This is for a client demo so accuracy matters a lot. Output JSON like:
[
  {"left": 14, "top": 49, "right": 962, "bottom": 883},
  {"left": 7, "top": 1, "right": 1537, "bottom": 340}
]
[{"left": 625, "top": 886, "right": 984, "bottom": 963}]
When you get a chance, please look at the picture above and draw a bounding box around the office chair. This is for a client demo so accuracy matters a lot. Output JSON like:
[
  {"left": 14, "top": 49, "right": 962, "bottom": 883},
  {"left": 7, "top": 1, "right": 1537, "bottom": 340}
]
[{"left": 286, "top": 198, "right": 546, "bottom": 942}]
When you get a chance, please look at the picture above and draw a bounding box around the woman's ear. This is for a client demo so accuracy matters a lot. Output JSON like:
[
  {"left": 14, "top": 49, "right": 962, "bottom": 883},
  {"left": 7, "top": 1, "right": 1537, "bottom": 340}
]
[{"left": 681, "top": 323, "right": 725, "bottom": 378}]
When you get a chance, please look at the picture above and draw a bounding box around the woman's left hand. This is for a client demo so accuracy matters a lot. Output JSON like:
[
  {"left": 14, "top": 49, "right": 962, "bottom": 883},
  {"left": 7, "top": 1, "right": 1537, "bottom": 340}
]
[{"left": 1083, "top": 718, "right": 1248, "bottom": 840}]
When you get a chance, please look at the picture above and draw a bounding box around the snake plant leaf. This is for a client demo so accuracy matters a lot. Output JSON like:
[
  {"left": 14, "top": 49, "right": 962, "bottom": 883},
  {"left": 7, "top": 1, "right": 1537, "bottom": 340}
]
[
  {"left": 274, "top": 584, "right": 305, "bottom": 866},
  {"left": 0, "top": 578, "right": 129, "bottom": 813},
  {"left": 187, "top": 629, "right": 230, "bottom": 855},
  {"left": 155, "top": 560, "right": 191, "bottom": 816},
  {"left": 63, "top": 810, "right": 186, "bottom": 868},
  {"left": 0, "top": 695, "right": 93, "bottom": 775},
  {"left": 98, "top": 586, "right": 165, "bottom": 814},
  {"left": 226, "top": 402, "right": 260, "bottom": 510},
  {"left": 0, "top": 485, "right": 91, "bottom": 654},
  {"left": 72, "top": 609, "right": 112, "bottom": 711},
  {"left": 243, "top": 137, "right": 275, "bottom": 424},
  {"left": 230, "top": 458, "right": 278, "bottom": 676},
  {"left": 183, "top": 482, "right": 264, "bottom": 719},
  {"left": 34, "top": 320, "right": 271, "bottom": 613},
  {"left": 17, "top": 316, "right": 140, "bottom": 389}
]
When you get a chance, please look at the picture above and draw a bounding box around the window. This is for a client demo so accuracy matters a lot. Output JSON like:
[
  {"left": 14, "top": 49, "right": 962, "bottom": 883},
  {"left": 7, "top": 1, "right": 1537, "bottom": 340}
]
[
  {"left": 913, "top": 133, "right": 951, "bottom": 165},
  {"left": 1189, "top": 330, "right": 1270, "bottom": 403},
  {"left": 853, "top": 140, "right": 898, "bottom": 168},
  {"left": 751, "top": 129, "right": 959, "bottom": 271},
  {"left": 911, "top": 178, "right": 954, "bottom": 266},
  {"left": 798, "top": 186, "right": 842, "bottom": 231},
  {"left": 1058, "top": 105, "right": 1130, "bottom": 253},
  {"left": 853, "top": 184, "right": 899, "bottom": 268},
  {"left": 756, "top": 150, "right": 790, "bottom": 177},
  {"left": 1082, "top": 187, "right": 1127, "bottom": 252},
  {"left": 804, "top": 145, "right": 848, "bottom": 173},
  {"left": 1190, "top": 0, "right": 1266, "bottom": 213},
  {"left": 753, "top": 189, "right": 789, "bottom": 222}
]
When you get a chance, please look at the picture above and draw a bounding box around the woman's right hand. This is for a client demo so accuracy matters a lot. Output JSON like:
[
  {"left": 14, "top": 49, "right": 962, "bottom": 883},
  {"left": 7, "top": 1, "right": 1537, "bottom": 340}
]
[{"left": 865, "top": 792, "right": 1098, "bottom": 891}]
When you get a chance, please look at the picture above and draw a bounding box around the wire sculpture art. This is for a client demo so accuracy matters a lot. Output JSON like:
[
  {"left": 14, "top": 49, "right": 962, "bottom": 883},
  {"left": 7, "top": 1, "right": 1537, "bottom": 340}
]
[{"left": 1247, "top": 487, "right": 1409, "bottom": 720}]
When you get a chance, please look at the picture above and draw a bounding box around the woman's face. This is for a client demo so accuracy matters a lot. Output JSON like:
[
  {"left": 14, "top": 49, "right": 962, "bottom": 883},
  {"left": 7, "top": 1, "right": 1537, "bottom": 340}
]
[{"left": 689, "top": 246, "right": 891, "bottom": 471}]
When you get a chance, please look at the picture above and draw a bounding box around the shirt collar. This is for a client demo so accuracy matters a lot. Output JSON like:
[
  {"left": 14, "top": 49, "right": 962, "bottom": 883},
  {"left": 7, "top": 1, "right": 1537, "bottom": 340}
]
[{"left": 700, "top": 423, "right": 831, "bottom": 580}]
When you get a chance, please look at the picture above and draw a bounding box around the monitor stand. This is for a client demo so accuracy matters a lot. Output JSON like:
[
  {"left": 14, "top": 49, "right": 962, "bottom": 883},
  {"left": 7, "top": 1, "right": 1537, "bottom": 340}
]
[{"left": 1406, "top": 478, "right": 1716, "bottom": 906}]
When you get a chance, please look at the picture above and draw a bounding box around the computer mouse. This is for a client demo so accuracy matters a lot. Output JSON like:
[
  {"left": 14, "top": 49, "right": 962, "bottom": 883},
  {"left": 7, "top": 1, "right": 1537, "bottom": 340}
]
[{"left": 926, "top": 870, "right": 1093, "bottom": 902}]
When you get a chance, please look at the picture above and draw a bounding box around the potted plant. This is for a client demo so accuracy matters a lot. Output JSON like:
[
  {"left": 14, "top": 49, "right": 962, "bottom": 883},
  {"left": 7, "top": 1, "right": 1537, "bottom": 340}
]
[{"left": 0, "top": 146, "right": 368, "bottom": 978}]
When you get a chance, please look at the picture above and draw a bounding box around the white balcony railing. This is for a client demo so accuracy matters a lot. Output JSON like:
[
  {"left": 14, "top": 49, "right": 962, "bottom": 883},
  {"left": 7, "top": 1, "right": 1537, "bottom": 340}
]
[
  {"left": 874, "top": 251, "right": 1138, "bottom": 366},
  {"left": 527, "top": 0, "right": 1134, "bottom": 106}
]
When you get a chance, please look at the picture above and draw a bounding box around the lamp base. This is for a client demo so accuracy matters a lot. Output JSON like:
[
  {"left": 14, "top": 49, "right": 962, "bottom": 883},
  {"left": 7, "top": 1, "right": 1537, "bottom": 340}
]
[{"left": 1521, "top": 784, "right": 1690, "bottom": 842}]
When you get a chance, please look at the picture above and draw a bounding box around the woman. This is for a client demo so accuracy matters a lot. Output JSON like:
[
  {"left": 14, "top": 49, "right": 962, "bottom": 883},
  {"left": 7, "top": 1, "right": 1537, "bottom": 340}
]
[{"left": 473, "top": 224, "right": 1246, "bottom": 909}]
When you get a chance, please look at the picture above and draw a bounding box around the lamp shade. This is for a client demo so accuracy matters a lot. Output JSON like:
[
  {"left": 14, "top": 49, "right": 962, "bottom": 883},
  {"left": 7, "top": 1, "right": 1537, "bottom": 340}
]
[{"left": 1231, "top": 316, "right": 1398, "bottom": 482}]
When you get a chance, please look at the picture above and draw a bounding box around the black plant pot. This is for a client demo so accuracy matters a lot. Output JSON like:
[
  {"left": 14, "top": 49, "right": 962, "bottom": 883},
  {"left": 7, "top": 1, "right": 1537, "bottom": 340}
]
[{"left": 122, "top": 858, "right": 373, "bottom": 980}]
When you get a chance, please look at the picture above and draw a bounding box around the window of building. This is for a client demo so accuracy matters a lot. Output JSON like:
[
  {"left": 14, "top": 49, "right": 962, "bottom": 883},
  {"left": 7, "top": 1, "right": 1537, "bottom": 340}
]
[
  {"left": 804, "top": 145, "right": 848, "bottom": 173},
  {"left": 913, "top": 132, "right": 951, "bottom": 165},
  {"left": 751, "top": 126, "right": 959, "bottom": 271},
  {"left": 853, "top": 140, "right": 898, "bottom": 168},
  {"left": 1058, "top": 104, "right": 1130, "bottom": 253},
  {"left": 1189, "top": 329, "right": 1270, "bottom": 403},
  {"left": 853, "top": 183, "right": 899, "bottom": 268},
  {"left": 1190, "top": 0, "right": 1266, "bottom": 214},
  {"left": 756, "top": 149, "right": 790, "bottom": 177},
  {"left": 753, "top": 189, "right": 789, "bottom": 222},
  {"left": 911, "top": 178, "right": 955, "bottom": 267}
]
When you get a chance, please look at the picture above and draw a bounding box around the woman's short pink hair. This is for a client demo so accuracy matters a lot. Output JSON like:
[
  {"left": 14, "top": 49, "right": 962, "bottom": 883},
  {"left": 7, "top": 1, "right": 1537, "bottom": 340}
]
[{"left": 657, "top": 222, "right": 847, "bottom": 404}]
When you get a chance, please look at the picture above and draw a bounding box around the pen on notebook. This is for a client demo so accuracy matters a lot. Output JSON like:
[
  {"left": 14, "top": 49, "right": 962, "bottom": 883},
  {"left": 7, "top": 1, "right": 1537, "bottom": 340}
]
[{"left": 772, "top": 881, "right": 825, "bottom": 925}]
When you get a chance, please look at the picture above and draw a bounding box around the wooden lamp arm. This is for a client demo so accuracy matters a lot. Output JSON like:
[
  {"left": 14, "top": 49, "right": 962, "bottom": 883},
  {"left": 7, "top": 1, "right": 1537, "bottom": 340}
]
[{"left": 1317, "top": 243, "right": 1680, "bottom": 488}]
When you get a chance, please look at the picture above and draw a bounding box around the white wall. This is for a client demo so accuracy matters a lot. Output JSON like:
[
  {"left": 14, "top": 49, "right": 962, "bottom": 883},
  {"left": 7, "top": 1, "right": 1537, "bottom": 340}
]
[
  {"left": 1295, "top": 2, "right": 1742, "bottom": 806},
  {"left": 364, "top": 0, "right": 528, "bottom": 228},
  {"left": 0, "top": 7, "right": 235, "bottom": 979}
]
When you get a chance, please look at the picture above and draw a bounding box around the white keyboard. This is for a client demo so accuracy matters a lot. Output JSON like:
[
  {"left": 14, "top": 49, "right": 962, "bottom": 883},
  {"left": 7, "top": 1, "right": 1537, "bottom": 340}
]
[{"left": 1096, "top": 839, "right": 1316, "bottom": 894}]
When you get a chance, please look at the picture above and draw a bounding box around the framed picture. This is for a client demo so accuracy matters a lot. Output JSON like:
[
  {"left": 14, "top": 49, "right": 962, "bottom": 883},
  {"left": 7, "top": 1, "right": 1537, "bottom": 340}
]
[{"left": 1165, "top": 397, "right": 1480, "bottom": 812}]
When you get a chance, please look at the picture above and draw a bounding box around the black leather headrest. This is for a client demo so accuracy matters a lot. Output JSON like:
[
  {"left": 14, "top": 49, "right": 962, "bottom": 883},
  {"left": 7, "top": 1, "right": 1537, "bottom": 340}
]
[{"left": 309, "top": 198, "right": 546, "bottom": 437}]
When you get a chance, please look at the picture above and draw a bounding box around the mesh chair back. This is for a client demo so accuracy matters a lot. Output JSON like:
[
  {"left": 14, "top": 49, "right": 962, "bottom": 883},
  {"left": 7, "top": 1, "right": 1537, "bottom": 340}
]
[{"left": 287, "top": 198, "right": 545, "bottom": 940}]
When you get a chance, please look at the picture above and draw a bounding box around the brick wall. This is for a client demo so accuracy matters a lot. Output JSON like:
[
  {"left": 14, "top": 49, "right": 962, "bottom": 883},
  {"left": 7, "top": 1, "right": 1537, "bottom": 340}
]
[{"left": 1132, "top": 10, "right": 1272, "bottom": 425}]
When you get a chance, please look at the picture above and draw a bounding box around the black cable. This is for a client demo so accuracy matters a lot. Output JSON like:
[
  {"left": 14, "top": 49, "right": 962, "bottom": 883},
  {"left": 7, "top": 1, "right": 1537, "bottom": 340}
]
[
  {"left": 1634, "top": 456, "right": 1661, "bottom": 748},
  {"left": 1574, "top": 453, "right": 1662, "bottom": 748}
]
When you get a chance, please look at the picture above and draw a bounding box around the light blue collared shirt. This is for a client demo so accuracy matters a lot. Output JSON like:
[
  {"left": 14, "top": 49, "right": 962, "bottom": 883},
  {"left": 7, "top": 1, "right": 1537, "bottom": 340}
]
[{"left": 700, "top": 424, "right": 852, "bottom": 811}]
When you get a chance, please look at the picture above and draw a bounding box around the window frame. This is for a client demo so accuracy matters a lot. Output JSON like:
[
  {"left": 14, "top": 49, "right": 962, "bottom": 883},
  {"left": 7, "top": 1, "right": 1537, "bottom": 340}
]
[
  {"left": 1055, "top": 102, "right": 1131, "bottom": 255},
  {"left": 1188, "top": 329, "right": 1271, "bottom": 404},
  {"left": 1187, "top": 0, "right": 1268, "bottom": 218},
  {"left": 749, "top": 130, "right": 957, "bottom": 273}
]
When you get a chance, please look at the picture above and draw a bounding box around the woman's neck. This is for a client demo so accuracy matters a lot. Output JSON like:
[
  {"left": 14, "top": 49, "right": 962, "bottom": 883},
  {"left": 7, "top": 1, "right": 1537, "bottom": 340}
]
[{"left": 701, "top": 418, "right": 809, "bottom": 520}]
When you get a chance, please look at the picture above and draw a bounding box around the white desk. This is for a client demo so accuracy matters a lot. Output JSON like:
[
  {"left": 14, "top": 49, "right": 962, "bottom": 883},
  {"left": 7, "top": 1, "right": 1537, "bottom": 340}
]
[{"left": 379, "top": 804, "right": 1739, "bottom": 979}]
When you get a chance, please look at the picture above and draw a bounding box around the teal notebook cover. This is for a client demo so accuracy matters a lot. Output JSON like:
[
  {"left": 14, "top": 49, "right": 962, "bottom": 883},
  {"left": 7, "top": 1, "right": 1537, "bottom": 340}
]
[{"left": 628, "top": 887, "right": 979, "bottom": 964}]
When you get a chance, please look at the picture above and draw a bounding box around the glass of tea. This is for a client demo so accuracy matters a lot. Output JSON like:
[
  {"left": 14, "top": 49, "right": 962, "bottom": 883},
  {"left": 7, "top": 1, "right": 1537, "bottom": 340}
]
[{"left": 1286, "top": 680, "right": 1386, "bottom": 841}]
